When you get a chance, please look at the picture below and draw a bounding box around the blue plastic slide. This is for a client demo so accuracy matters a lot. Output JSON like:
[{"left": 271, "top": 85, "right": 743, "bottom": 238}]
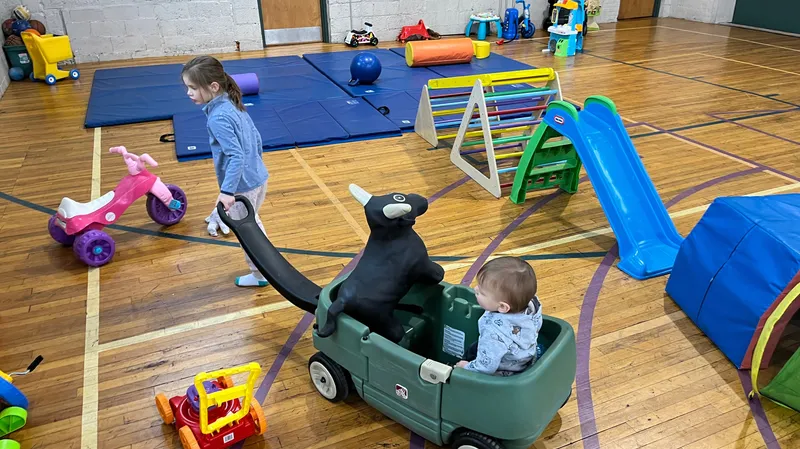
[{"left": 542, "top": 96, "right": 683, "bottom": 279}]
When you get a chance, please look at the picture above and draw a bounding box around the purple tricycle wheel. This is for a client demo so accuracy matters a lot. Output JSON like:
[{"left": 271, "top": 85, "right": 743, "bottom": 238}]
[
  {"left": 73, "top": 230, "right": 115, "bottom": 267},
  {"left": 48, "top": 215, "right": 75, "bottom": 246},
  {"left": 146, "top": 184, "right": 187, "bottom": 226}
]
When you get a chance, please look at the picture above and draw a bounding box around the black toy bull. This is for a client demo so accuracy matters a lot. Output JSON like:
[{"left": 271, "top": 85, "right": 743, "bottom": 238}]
[{"left": 316, "top": 184, "right": 445, "bottom": 343}]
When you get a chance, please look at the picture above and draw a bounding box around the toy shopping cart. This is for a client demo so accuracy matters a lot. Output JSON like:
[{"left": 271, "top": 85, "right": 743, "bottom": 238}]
[{"left": 21, "top": 30, "right": 79, "bottom": 85}]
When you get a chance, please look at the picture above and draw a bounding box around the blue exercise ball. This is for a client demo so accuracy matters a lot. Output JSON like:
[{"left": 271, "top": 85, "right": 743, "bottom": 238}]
[
  {"left": 8, "top": 67, "right": 24, "bottom": 81},
  {"left": 348, "top": 52, "right": 382, "bottom": 86}
]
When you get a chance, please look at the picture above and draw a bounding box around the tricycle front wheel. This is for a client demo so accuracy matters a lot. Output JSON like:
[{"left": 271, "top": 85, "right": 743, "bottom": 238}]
[
  {"left": 451, "top": 430, "right": 503, "bottom": 449},
  {"left": 308, "top": 352, "right": 350, "bottom": 403},
  {"left": 48, "top": 215, "right": 75, "bottom": 246},
  {"left": 73, "top": 230, "right": 115, "bottom": 266}
]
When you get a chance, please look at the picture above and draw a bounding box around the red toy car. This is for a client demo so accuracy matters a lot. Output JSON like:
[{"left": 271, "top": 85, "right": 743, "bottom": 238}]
[{"left": 155, "top": 363, "right": 266, "bottom": 449}]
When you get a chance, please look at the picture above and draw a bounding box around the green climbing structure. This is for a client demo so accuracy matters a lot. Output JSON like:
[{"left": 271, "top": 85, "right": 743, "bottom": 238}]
[{"left": 509, "top": 120, "right": 582, "bottom": 205}]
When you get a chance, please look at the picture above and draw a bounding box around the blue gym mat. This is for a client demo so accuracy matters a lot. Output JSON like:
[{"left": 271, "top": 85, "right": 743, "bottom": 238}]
[
  {"left": 389, "top": 47, "right": 533, "bottom": 77},
  {"left": 302, "top": 49, "right": 441, "bottom": 97},
  {"left": 172, "top": 97, "right": 401, "bottom": 160},
  {"left": 85, "top": 56, "right": 349, "bottom": 128},
  {"left": 362, "top": 92, "right": 420, "bottom": 131},
  {"left": 173, "top": 99, "right": 297, "bottom": 162}
]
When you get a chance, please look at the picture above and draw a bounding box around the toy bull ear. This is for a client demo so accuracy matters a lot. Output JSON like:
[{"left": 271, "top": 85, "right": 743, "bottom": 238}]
[
  {"left": 383, "top": 203, "right": 412, "bottom": 219},
  {"left": 349, "top": 184, "right": 373, "bottom": 206}
]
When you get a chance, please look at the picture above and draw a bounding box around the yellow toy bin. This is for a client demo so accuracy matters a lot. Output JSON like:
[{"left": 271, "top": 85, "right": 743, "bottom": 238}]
[
  {"left": 472, "top": 40, "right": 490, "bottom": 59},
  {"left": 20, "top": 30, "right": 80, "bottom": 85}
]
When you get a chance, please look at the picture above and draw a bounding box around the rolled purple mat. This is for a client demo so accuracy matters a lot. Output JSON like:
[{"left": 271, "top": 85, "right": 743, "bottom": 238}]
[{"left": 231, "top": 72, "right": 259, "bottom": 96}]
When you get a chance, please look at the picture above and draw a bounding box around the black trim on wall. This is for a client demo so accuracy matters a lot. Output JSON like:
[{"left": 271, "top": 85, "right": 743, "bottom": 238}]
[
  {"left": 320, "top": 0, "right": 330, "bottom": 43},
  {"left": 257, "top": 0, "right": 267, "bottom": 47},
  {"left": 653, "top": 0, "right": 661, "bottom": 17}
]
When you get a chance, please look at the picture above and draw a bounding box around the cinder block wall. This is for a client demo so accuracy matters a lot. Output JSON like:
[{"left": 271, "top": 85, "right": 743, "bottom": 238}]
[{"left": 0, "top": 0, "right": 264, "bottom": 63}]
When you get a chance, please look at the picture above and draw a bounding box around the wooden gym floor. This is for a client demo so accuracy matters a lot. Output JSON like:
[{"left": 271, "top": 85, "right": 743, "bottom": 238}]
[{"left": 2, "top": 16, "right": 800, "bottom": 449}]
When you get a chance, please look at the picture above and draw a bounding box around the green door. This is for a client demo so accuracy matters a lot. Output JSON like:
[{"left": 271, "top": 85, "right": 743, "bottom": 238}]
[{"left": 733, "top": 0, "right": 800, "bottom": 34}]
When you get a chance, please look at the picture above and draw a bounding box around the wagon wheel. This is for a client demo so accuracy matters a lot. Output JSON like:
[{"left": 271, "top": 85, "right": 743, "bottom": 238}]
[
  {"left": 451, "top": 429, "right": 503, "bottom": 449},
  {"left": 155, "top": 393, "right": 174, "bottom": 424},
  {"left": 308, "top": 352, "right": 351, "bottom": 402},
  {"left": 179, "top": 426, "right": 201, "bottom": 449},
  {"left": 249, "top": 399, "right": 268, "bottom": 435}
]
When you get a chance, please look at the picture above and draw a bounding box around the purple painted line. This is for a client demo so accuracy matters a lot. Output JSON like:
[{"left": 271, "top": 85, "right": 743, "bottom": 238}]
[
  {"left": 644, "top": 123, "right": 800, "bottom": 183},
  {"left": 236, "top": 176, "right": 471, "bottom": 449},
  {"left": 573, "top": 167, "right": 768, "bottom": 449},
  {"left": 666, "top": 167, "right": 763, "bottom": 207},
  {"left": 460, "top": 188, "right": 568, "bottom": 285},
  {"left": 738, "top": 370, "right": 782, "bottom": 449},
  {"left": 575, "top": 245, "right": 618, "bottom": 449},
  {"left": 409, "top": 432, "right": 427, "bottom": 449},
  {"left": 708, "top": 113, "right": 800, "bottom": 147},
  {"left": 708, "top": 107, "right": 798, "bottom": 116}
]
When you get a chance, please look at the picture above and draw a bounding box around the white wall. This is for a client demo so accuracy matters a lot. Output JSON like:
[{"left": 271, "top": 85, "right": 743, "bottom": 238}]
[
  {"left": 658, "top": 0, "right": 736, "bottom": 23},
  {"left": 325, "top": 0, "right": 622, "bottom": 44},
  {"left": 0, "top": 54, "right": 9, "bottom": 98},
  {"left": 1, "top": 0, "right": 264, "bottom": 63}
]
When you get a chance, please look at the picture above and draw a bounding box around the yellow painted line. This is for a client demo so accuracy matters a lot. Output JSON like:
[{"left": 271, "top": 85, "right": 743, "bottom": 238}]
[
  {"left": 290, "top": 149, "right": 369, "bottom": 243},
  {"left": 627, "top": 52, "right": 701, "bottom": 65},
  {"left": 98, "top": 300, "right": 294, "bottom": 352},
  {"left": 80, "top": 127, "right": 102, "bottom": 449},
  {"left": 698, "top": 53, "right": 800, "bottom": 76},
  {"left": 657, "top": 26, "right": 800, "bottom": 53}
]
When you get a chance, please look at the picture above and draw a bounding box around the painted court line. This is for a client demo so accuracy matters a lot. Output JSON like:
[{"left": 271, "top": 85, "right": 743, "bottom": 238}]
[
  {"left": 80, "top": 127, "right": 102, "bottom": 449},
  {"left": 97, "top": 300, "right": 295, "bottom": 352},
  {"left": 698, "top": 53, "right": 800, "bottom": 77},
  {"left": 708, "top": 113, "right": 800, "bottom": 147},
  {"left": 656, "top": 26, "right": 800, "bottom": 54},
  {"left": 290, "top": 149, "right": 369, "bottom": 243}
]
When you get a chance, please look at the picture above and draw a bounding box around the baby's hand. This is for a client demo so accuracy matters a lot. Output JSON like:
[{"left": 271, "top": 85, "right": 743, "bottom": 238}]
[{"left": 456, "top": 360, "right": 468, "bottom": 368}]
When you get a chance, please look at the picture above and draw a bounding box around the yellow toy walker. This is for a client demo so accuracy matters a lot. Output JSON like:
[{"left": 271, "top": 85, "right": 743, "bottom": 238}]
[{"left": 20, "top": 30, "right": 80, "bottom": 85}]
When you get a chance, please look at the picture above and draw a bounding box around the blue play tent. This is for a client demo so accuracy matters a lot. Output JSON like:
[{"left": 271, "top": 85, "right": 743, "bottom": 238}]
[{"left": 666, "top": 194, "right": 800, "bottom": 370}]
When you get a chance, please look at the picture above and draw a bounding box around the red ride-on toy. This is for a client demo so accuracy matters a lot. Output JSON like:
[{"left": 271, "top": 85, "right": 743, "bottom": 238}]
[{"left": 155, "top": 363, "right": 267, "bottom": 449}]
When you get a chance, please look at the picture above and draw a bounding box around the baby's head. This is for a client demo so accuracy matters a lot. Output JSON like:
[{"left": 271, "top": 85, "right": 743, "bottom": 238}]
[
  {"left": 181, "top": 55, "right": 245, "bottom": 111},
  {"left": 474, "top": 256, "right": 537, "bottom": 314}
]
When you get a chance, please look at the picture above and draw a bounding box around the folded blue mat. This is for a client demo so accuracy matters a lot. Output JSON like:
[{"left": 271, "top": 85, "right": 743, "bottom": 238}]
[
  {"left": 302, "top": 49, "right": 441, "bottom": 97},
  {"left": 85, "top": 56, "right": 349, "bottom": 128},
  {"left": 275, "top": 101, "right": 350, "bottom": 147},
  {"left": 318, "top": 98, "right": 401, "bottom": 140},
  {"left": 362, "top": 92, "right": 420, "bottom": 131},
  {"left": 173, "top": 99, "right": 296, "bottom": 162},
  {"left": 389, "top": 47, "right": 533, "bottom": 77}
]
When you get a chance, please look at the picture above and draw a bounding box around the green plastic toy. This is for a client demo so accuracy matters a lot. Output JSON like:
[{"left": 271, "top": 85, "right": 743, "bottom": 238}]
[
  {"left": 310, "top": 275, "right": 577, "bottom": 449},
  {"left": 509, "top": 118, "right": 582, "bottom": 204}
]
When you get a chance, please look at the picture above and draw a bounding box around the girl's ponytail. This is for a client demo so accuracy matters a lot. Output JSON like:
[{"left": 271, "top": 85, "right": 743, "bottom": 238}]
[{"left": 224, "top": 72, "right": 245, "bottom": 111}]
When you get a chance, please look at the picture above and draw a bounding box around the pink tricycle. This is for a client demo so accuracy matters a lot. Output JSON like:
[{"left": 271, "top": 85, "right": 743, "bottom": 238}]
[{"left": 47, "top": 146, "right": 188, "bottom": 267}]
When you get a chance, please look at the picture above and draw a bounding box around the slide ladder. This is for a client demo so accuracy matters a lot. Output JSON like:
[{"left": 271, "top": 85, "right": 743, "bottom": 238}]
[{"left": 542, "top": 96, "right": 683, "bottom": 280}]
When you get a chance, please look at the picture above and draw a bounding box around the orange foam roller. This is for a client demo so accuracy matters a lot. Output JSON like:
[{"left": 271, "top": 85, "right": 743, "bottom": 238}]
[{"left": 405, "top": 38, "right": 474, "bottom": 67}]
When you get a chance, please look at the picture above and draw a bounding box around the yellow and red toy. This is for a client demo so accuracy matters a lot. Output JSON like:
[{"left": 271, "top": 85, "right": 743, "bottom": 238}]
[{"left": 155, "top": 363, "right": 267, "bottom": 449}]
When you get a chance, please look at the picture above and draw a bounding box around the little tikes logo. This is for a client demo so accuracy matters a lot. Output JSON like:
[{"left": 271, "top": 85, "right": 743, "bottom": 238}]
[{"left": 554, "top": 115, "right": 565, "bottom": 125}]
